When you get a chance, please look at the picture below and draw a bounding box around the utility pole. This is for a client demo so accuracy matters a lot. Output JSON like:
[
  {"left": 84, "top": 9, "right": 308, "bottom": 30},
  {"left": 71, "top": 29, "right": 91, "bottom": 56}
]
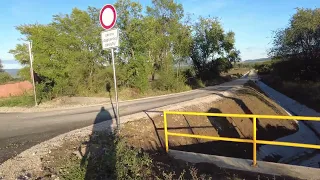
[{"left": 28, "top": 41, "right": 38, "bottom": 106}]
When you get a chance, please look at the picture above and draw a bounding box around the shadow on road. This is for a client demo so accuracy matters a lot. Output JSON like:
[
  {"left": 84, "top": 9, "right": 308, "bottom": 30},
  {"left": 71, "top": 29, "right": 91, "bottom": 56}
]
[
  {"left": 77, "top": 84, "right": 118, "bottom": 179},
  {"left": 79, "top": 106, "right": 115, "bottom": 179}
]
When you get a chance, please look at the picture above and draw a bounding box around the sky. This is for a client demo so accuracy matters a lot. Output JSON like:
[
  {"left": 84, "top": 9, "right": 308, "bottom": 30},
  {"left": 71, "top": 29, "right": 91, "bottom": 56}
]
[{"left": 0, "top": 0, "right": 319, "bottom": 69}]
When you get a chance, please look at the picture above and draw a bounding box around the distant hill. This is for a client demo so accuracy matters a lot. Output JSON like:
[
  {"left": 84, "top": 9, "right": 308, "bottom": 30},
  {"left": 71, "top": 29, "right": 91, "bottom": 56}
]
[
  {"left": 242, "top": 58, "right": 270, "bottom": 64},
  {"left": 3, "top": 69, "right": 19, "bottom": 77}
]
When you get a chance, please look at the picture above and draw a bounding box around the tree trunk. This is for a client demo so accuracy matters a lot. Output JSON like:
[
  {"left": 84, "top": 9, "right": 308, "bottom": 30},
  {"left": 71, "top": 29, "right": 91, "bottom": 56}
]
[
  {"left": 152, "top": 71, "right": 155, "bottom": 81},
  {"left": 177, "top": 62, "right": 181, "bottom": 77},
  {"left": 131, "top": 48, "right": 135, "bottom": 59}
]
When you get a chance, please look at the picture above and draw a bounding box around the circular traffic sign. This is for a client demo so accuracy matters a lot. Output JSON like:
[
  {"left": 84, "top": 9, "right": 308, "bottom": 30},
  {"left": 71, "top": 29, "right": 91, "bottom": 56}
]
[{"left": 99, "top": 4, "right": 117, "bottom": 30}]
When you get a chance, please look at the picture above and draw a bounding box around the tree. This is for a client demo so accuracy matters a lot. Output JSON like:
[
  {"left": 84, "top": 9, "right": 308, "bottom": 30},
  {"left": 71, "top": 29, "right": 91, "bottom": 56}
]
[
  {"left": 10, "top": 7, "right": 109, "bottom": 98},
  {"left": 269, "top": 8, "right": 320, "bottom": 81},
  {"left": 173, "top": 14, "right": 193, "bottom": 76},
  {"left": 191, "top": 17, "right": 240, "bottom": 80},
  {"left": 146, "top": 0, "right": 187, "bottom": 78},
  {"left": 0, "top": 58, "right": 14, "bottom": 84},
  {"left": 114, "top": 0, "right": 152, "bottom": 92},
  {"left": 9, "top": 0, "right": 241, "bottom": 100}
]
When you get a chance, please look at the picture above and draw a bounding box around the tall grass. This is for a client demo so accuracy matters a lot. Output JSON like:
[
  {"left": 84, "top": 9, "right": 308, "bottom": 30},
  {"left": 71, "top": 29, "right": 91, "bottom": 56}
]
[
  {"left": 0, "top": 94, "right": 35, "bottom": 107},
  {"left": 262, "top": 76, "right": 320, "bottom": 111}
]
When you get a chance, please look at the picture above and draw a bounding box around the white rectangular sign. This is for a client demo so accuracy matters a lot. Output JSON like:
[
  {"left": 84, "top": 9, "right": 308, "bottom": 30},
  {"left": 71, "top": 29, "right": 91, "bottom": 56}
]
[{"left": 101, "top": 28, "right": 119, "bottom": 49}]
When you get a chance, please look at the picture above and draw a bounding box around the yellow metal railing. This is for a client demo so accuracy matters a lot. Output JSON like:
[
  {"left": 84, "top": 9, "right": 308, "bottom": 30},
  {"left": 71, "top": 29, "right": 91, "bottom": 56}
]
[{"left": 163, "top": 111, "right": 320, "bottom": 166}]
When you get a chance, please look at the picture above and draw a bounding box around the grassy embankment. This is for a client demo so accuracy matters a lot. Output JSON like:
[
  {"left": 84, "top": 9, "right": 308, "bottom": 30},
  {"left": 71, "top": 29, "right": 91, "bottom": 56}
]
[{"left": 0, "top": 68, "right": 250, "bottom": 107}]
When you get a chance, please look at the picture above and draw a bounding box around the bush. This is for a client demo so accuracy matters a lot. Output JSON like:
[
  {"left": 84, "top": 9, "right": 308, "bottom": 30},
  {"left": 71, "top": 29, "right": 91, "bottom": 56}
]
[
  {"left": 183, "top": 68, "right": 205, "bottom": 88},
  {"left": 17, "top": 67, "right": 31, "bottom": 81},
  {"left": 254, "top": 63, "right": 272, "bottom": 75},
  {"left": 60, "top": 132, "right": 153, "bottom": 180},
  {"left": 0, "top": 72, "right": 14, "bottom": 84},
  {"left": 36, "top": 82, "right": 53, "bottom": 103},
  {"left": 126, "top": 55, "right": 150, "bottom": 93},
  {"left": 153, "top": 71, "right": 190, "bottom": 92}
]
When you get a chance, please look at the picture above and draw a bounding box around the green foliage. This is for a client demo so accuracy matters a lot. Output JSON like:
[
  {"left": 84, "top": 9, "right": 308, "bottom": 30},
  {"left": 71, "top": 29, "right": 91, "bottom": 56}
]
[
  {"left": 60, "top": 161, "right": 86, "bottom": 180},
  {"left": 153, "top": 70, "right": 190, "bottom": 92},
  {"left": 262, "top": 75, "right": 320, "bottom": 112},
  {"left": 269, "top": 8, "right": 320, "bottom": 81},
  {"left": 126, "top": 55, "right": 150, "bottom": 92},
  {"left": 35, "top": 82, "right": 53, "bottom": 103},
  {"left": 8, "top": 44, "right": 30, "bottom": 65},
  {"left": 254, "top": 62, "right": 273, "bottom": 75},
  {"left": 0, "top": 72, "right": 14, "bottom": 84},
  {"left": 0, "top": 59, "right": 14, "bottom": 84},
  {"left": 9, "top": 0, "right": 240, "bottom": 102},
  {"left": 17, "top": 67, "right": 32, "bottom": 81},
  {"left": 0, "top": 94, "right": 34, "bottom": 107},
  {"left": 115, "top": 137, "right": 152, "bottom": 179},
  {"left": 183, "top": 68, "right": 204, "bottom": 88},
  {"left": 191, "top": 17, "right": 240, "bottom": 81},
  {"left": 10, "top": 7, "right": 109, "bottom": 99},
  {"left": 60, "top": 132, "right": 152, "bottom": 180}
]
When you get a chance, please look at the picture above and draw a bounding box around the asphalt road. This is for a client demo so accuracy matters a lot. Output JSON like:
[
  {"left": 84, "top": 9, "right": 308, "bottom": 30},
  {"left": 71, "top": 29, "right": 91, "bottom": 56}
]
[{"left": 0, "top": 76, "right": 249, "bottom": 164}]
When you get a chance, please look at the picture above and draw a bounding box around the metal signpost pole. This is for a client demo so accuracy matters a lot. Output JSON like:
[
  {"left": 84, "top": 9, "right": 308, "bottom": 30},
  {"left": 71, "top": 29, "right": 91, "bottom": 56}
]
[
  {"left": 28, "top": 41, "right": 38, "bottom": 106},
  {"left": 111, "top": 48, "right": 120, "bottom": 129},
  {"left": 100, "top": 4, "right": 119, "bottom": 130}
]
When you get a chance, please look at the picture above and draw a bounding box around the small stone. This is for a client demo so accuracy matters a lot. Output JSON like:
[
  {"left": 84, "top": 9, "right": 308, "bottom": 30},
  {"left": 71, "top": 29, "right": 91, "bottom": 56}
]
[{"left": 72, "top": 151, "right": 82, "bottom": 159}]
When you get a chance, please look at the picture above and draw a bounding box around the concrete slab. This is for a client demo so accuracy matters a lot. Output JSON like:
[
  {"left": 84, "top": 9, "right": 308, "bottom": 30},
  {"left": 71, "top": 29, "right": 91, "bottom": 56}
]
[
  {"left": 169, "top": 150, "right": 320, "bottom": 180},
  {"left": 256, "top": 81, "right": 320, "bottom": 136},
  {"left": 256, "top": 81, "right": 320, "bottom": 167}
]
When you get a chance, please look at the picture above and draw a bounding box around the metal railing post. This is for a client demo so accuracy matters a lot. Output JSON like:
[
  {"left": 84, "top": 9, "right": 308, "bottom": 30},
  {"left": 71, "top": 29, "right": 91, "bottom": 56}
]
[
  {"left": 253, "top": 117, "right": 257, "bottom": 167},
  {"left": 164, "top": 111, "right": 320, "bottom": 166},
  {"left": 164, "top": 111, "right": 169, "bottom": 152}
]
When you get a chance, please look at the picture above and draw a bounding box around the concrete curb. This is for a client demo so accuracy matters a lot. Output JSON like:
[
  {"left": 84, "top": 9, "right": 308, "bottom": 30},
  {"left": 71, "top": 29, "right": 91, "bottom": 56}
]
[{"left": 169, "top": 150, "right": 320, "bottom": 180}]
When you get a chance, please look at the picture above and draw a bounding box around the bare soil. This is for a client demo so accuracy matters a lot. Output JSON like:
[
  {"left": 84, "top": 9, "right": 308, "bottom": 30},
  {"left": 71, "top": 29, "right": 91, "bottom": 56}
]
[
  {"left": 30, "top": 133, "right": 299, "bottom": 180},
  {"left": 0, "top": 81, "right": 32, "bottom": 98},
  {"left": 120, "top": 84, "right": 298, "bottom": 161}
]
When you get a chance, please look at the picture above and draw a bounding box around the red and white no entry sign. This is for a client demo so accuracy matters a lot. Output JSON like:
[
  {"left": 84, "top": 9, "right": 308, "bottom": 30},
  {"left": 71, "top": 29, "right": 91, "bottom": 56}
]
[{"left": 99, "top": 4, "right": 117, "bottom": 30}]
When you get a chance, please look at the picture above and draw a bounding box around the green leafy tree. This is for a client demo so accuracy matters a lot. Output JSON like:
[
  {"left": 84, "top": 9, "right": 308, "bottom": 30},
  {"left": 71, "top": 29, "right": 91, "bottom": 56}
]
[
  {"left": 269, "top": 8, "right": 320, "bottom": 81},
  {"left": 8, "top": 43, "right": 31, "bottom": 80},
  {"left": 114, "top": 0, "right": 151, "bottom": 92},
  {"left": 9, "top": 0, "right": 241, "bottom": 100},
  {"left": 10, "top": 7, "right": 109, "bottom": 98},
  {"left": 146, "top": 0, "right": 186, "bottom": 77},
  {"left": 0, "top": 58, "right": 14, "bottom": 84},
  {"left": 191, "top": 17, "right": 240, "bottom": 80}
]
